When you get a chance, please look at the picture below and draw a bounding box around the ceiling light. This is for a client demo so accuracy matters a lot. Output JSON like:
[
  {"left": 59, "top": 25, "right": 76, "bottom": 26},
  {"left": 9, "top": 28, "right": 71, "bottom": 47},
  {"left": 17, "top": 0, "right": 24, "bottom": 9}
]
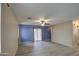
[
  {"left": 37, "top": 18, "right": 49, "bottom": 26},
  {"left": 73, "top": 20, "right": 79, "bottom": 29},
  {"left": 41, "top": 23, "right": 45, "bottom": 26}
]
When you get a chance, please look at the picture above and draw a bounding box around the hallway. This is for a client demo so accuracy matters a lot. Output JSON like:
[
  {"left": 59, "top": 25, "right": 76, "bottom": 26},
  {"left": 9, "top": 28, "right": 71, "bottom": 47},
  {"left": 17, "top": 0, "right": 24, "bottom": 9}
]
[{"left": 16, "top": 41, "right": 79, "bottom": 56}]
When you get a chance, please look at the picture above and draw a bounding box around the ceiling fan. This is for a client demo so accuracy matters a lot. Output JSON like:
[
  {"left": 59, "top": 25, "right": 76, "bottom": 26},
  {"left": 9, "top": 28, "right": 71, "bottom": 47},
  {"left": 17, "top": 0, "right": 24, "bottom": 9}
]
[
  {"left": 26, "top": 16, "right": 52, "bottom": 26},
  {"left": 38, "top": 19, "right": 50, "bottom": 26}
]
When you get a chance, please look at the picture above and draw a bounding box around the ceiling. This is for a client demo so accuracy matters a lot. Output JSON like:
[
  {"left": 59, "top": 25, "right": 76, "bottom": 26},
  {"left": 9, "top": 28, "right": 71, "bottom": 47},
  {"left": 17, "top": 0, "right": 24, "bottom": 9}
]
[{"left": 10, "top": 3, "right": 79, "bottom": 25}]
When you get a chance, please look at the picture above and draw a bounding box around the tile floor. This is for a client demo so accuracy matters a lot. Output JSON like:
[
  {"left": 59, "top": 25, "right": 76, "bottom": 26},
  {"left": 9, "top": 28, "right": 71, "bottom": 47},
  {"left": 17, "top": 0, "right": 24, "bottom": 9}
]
[{"left": 16, "top": 41, "right": 79, "bottom": 56}]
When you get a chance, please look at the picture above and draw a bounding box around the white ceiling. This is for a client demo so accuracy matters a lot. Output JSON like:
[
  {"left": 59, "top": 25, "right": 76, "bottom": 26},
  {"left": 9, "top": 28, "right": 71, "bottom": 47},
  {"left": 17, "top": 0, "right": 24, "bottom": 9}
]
[{"left": 10, "top": 3, "right": 79, "bottom": 25}]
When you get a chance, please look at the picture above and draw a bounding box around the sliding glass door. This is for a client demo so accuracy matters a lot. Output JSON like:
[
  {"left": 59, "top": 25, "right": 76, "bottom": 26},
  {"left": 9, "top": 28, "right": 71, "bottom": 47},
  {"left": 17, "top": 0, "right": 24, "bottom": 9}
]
[{"left": 34, "top": 28, "right": 42, "bottom": 41}]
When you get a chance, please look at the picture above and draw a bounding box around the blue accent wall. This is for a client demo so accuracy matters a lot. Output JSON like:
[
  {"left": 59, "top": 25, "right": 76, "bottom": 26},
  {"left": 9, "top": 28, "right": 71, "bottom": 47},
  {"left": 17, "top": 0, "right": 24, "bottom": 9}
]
[
  {"left": 19, "top": 25, "right": 51, "bottom": 42},
  {"left": 19, "top": 25, "right": 34, "bottom": 42}
]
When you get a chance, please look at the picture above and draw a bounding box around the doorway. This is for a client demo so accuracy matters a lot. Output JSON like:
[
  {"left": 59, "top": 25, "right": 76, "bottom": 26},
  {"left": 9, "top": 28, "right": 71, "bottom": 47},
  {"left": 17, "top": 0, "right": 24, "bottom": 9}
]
[{"left": 34, "top": 28, "right": 42, "bottom": 42}]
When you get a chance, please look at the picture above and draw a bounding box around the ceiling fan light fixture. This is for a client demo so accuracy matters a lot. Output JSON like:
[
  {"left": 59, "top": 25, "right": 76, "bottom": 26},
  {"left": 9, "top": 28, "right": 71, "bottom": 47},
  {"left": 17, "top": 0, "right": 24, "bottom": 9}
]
[
  {"left": 41, "top": 23, "right": 45, "bottom": 26},
  {"left": 40, "top": 20, "right": 46, "bottom": 26},
  {"left": 38, "top": 18, "right": 49, "bottom": 26}
]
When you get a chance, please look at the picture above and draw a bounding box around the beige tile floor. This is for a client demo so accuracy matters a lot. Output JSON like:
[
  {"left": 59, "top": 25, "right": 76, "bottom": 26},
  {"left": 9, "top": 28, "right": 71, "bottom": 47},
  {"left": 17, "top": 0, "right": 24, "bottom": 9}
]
[{"left": 16, "top": 41, "right": 79, "bottom": 56}]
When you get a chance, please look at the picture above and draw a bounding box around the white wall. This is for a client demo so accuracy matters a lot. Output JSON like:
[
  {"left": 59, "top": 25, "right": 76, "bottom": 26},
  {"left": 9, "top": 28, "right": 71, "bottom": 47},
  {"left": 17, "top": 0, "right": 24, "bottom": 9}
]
[
  {"left": 1, "top": 4, "right": 19, "bottom": 55},
  {"left": 0, "top": 4, "right": 1, "bottom": 53},
  {"left": 51, "top": 21, "right": 73, "bottom": 47}
]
